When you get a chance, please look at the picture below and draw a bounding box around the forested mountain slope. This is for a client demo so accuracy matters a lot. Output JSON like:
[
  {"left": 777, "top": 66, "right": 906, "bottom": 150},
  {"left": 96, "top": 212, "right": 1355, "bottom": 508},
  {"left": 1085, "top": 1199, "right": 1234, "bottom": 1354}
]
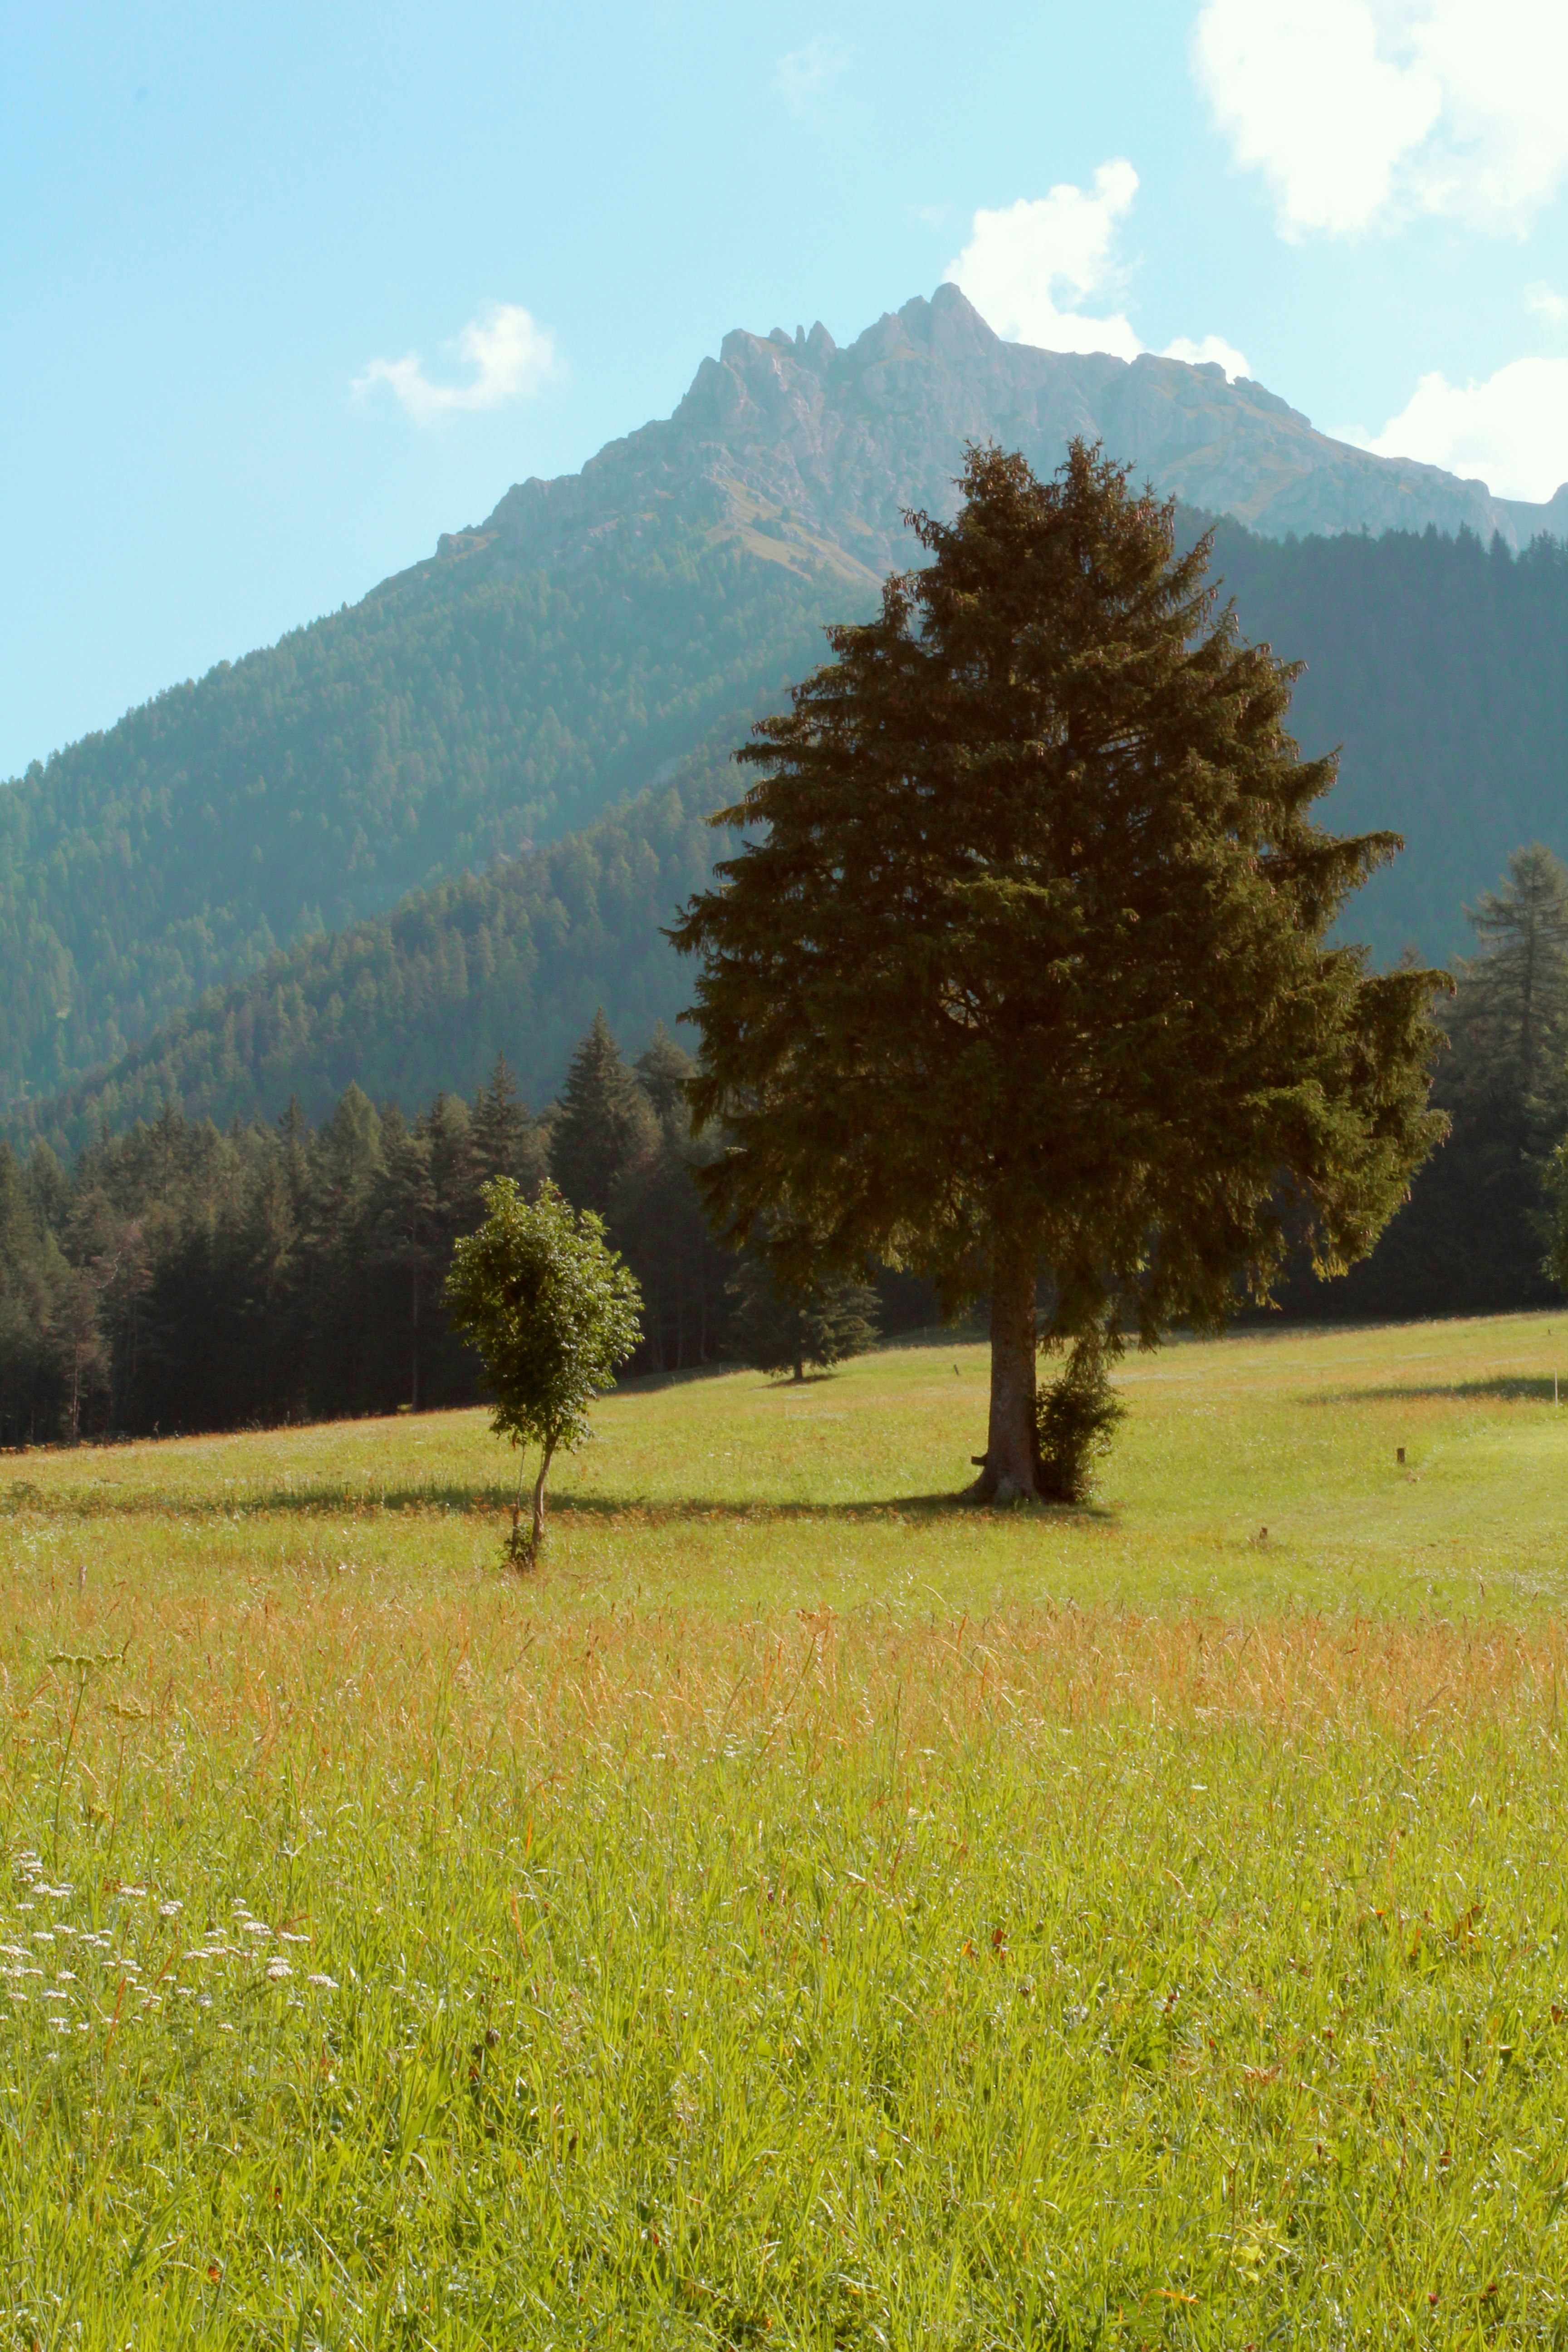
[
  {"left": 7, "top": 283, "right": 1567, "bottom": 1117},
  {"left": 0, "top": 524, "right": 852, "bottom": 1108},
  {"left": 19, "top": 506, "right": 1568, "bottom": 1157},
  {"left": 14, "top": 741, "right": 739, "bottom": 1156},
  {"left": 1210, "top": 519, "right": 1568, "bottom": 956}
]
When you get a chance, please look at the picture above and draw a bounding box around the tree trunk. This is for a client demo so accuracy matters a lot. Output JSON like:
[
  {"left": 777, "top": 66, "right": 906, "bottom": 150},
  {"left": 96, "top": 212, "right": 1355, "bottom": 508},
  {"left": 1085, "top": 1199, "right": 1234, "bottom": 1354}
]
[
  {"left": 967, "top": 1221, "right": 1040, "bottom": 1501},
  {"left": 530, "top": 1442, "right": 555, "bottom": 1558}
]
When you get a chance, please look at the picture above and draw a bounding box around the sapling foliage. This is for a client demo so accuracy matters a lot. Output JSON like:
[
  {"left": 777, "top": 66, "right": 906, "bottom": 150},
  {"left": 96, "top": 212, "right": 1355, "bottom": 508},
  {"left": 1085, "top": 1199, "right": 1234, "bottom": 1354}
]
[{"left": 444, "top": 1178, "right": 642, "bottom": 1563}]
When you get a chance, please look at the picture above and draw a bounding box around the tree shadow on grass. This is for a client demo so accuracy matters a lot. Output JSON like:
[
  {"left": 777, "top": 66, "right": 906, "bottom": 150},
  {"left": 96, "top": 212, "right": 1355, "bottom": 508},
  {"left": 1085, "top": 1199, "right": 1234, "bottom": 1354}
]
[
  {"left": 1302, "top": 1375, "right": 1562, "bottom": 1406},
  {"left": 5, "top": 1476, "right": 1111, "bottom": 1528}
]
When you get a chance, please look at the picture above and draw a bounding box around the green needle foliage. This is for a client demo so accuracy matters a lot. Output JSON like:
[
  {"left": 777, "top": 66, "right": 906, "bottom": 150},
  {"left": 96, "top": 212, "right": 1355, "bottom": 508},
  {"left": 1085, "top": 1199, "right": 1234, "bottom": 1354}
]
[
  {"left": 726, "top": 1252, "right": 880, "bottom": 1383},
  {"left": 676, "top": 442, "right": 1450, "bottom": 1503},
  {"left": 443, "top": 1178, "right": 641, "bottom": 1563}
]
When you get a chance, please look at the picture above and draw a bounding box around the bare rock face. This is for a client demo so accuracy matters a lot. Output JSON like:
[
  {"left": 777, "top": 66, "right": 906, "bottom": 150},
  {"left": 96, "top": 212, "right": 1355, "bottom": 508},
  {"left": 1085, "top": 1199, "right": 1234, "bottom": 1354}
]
[{"left": 473, "top": 285, "right": 1563, "bottom": 577}]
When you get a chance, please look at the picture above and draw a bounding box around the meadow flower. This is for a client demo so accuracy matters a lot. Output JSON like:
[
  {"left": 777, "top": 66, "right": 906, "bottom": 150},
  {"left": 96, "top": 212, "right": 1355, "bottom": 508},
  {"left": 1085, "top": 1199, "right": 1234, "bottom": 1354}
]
[
  {"left": 266, "top": 1959, "right": 292, "bottom": 1981},
  {"left": 306, "top": 1974, "right": 338, "bottom": 1989}
]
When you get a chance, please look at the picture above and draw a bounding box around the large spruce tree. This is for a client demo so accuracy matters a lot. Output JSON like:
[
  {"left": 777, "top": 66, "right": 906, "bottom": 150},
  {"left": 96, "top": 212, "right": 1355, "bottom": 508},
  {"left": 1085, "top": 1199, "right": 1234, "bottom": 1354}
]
[{"left": 675, "top": 443, "right": 1448, "bottom": 1499}]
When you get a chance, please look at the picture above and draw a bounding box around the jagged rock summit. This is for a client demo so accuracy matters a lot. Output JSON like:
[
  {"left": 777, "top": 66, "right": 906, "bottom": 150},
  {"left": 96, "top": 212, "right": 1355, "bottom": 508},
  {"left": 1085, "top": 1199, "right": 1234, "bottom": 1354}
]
[{"left": 459, "top": 284, "right": 1566, "bottom": 580}]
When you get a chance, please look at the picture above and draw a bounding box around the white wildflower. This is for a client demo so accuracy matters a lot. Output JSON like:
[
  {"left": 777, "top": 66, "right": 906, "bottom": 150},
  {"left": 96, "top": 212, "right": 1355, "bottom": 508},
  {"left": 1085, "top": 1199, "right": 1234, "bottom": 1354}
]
[
  {"left": 306, "top": 1974, "right": 338, "bottom": 1990},
  {"left": 266, "top": 1959, "right": 292, "bottom": 1981},
  {"left": 157, "top": 1901, "right": 182, "bottom": 1919}
]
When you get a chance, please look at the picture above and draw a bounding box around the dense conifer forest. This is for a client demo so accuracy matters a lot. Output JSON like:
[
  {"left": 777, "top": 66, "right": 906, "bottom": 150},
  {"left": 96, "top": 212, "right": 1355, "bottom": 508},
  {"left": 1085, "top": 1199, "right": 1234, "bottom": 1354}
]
[
  {"left": 0, "top": 520, "right": 843, "bottom": 1107},
  {"left": 0, "top": 1020, "right": 743, "bottom": 1444},
  {"left": 12, "top": 744, "right": 740, "bottom": 1158}
]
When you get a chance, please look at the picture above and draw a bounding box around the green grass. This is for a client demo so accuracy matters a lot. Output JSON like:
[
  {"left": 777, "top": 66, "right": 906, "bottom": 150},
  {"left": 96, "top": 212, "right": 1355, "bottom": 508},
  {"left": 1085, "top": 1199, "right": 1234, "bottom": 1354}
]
[{"left": 5, "top": 1315, "right": 1568, "bottom": 2344}]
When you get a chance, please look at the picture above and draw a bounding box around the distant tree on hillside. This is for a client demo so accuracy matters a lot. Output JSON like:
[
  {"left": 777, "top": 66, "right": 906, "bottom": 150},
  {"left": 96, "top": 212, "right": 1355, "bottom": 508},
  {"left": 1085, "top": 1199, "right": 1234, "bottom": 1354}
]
[
  {"left": 1450, "top": 846, "right": 1568, "bottom": 1139},
  {"left": 471, "top": 1055, "right": 548, "bottom": 1196},
  {"left": 634, "top": 1024, "right": 696, "bottom": 1130},
  {"left": 550, "top": 1013, "right": 658, "bottom": 1220},
  {"left": 444, "top": 1178, "right": 642, "bottom": 1565},
  {"left": 616, "top": 1026, "right": 732, "bottom": 1372},
  {"left": 676, "top": 442, "right": 1449, "bottom": 1501},
  {"left": 726, "top": 1254, "right": 879, "bottom": 1383}
]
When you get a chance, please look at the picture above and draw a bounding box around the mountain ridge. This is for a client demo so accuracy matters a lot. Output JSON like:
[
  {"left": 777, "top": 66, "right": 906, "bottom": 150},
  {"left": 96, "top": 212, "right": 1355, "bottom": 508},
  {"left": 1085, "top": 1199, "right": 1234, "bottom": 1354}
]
[{"left": 456, "top": 284, "right": 1568, "bottom": 583}]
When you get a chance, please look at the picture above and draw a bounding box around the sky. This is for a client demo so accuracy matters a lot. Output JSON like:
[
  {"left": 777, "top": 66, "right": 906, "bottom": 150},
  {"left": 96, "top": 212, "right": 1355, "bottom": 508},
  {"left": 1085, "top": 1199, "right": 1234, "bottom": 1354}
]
[{"left": 4, "top": 0, "right": 1567, "bottom": 782}]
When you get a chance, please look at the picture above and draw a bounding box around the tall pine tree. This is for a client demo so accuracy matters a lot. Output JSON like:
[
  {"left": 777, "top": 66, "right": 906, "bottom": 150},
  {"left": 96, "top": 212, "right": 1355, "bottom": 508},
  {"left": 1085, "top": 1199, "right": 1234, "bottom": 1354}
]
[{"left": 676, "top": 443, "right": 1447, "bottom": 1499}]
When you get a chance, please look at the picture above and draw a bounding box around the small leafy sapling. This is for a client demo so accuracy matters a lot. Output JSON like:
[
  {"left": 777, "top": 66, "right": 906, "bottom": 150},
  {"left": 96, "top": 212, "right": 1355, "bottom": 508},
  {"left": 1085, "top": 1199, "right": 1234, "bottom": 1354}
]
[{"left": 444, "top": 1178, "right": 642, "bottom": 1565}]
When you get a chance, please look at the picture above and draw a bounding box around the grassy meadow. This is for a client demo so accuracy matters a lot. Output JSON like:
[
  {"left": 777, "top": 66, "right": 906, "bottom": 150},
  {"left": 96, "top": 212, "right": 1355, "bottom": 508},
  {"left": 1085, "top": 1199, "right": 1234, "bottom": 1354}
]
[{"left": 5, "top": 1313, "right": 1568, "bottom": 2345}]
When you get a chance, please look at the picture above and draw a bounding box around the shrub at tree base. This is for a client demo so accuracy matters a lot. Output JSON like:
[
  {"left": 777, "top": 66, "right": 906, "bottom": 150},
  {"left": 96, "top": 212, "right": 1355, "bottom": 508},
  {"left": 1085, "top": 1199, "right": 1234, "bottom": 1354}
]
[
  {"left": 1034, "top": 1332, "right": 1127, "bottom": 1504},
  {"left": 443, "top": 1178, "right": 642, "bottom": 1566}
]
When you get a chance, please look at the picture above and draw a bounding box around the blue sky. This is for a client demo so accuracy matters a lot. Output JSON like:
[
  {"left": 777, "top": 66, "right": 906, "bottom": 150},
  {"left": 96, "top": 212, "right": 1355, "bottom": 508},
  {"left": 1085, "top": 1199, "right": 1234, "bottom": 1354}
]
[{"left": 4, "top": 0, "right": 1566, "bottom": 780}]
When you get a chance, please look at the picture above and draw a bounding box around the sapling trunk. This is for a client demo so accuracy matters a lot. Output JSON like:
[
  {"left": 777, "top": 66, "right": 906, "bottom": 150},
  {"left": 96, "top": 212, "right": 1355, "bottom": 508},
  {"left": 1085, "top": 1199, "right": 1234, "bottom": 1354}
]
[
  {"left": 969, "top": 1221, "right": 1040, "bottom": 1502},
  {"left": 505, "top": 1443, "right": 555, "bottom": 1568},
  {"left": 531, "top": 1443, "right": 554, "bottom": 1556}
]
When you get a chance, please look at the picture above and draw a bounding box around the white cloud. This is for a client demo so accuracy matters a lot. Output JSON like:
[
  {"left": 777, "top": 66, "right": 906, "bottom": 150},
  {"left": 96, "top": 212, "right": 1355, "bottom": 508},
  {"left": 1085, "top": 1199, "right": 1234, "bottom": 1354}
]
[
  {"left": 1527, "top": 281, "right": 1568, "bottom": 324},
  {"left": 947, "top": 162, "right": 1250, "bottom": 377},
  {"left": 775, "top": 38, "right": 849, "bottom": 113},
  {"left": 1162, "top": 332, "right": 1254, "bottom": 378},
  {"left": 352, "top": 304, "right": 560, "bottom": 429},
  {"left": 1194, "top": 0, "right": 1568, "bottom": 237},
  {"left": 947, "top": 161, "right": 1143, "bottom": 360},
  {"left": 1353, "top": 357, "right": 1568, "bottom": 501}
]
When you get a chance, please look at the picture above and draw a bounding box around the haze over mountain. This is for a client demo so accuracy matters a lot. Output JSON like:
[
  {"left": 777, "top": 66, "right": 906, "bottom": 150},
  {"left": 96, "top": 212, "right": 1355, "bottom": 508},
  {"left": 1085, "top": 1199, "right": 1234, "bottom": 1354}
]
[{"left": 7, "top": 283, "right": 1568, "bottom": 1137}]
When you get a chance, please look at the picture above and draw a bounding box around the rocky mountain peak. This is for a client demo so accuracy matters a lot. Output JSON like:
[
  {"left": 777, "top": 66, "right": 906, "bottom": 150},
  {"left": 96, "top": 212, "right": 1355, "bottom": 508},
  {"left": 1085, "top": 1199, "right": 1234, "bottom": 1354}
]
[{"left": 471, "top": 284, "right": 1567, "bottom": 585}]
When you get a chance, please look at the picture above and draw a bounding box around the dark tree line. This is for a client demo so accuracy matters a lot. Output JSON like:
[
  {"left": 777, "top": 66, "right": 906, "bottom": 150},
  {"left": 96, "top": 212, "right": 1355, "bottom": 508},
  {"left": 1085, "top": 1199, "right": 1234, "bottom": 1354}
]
[{"left": 0, "top": 1018, "right": 755, "bottom": 1445}]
